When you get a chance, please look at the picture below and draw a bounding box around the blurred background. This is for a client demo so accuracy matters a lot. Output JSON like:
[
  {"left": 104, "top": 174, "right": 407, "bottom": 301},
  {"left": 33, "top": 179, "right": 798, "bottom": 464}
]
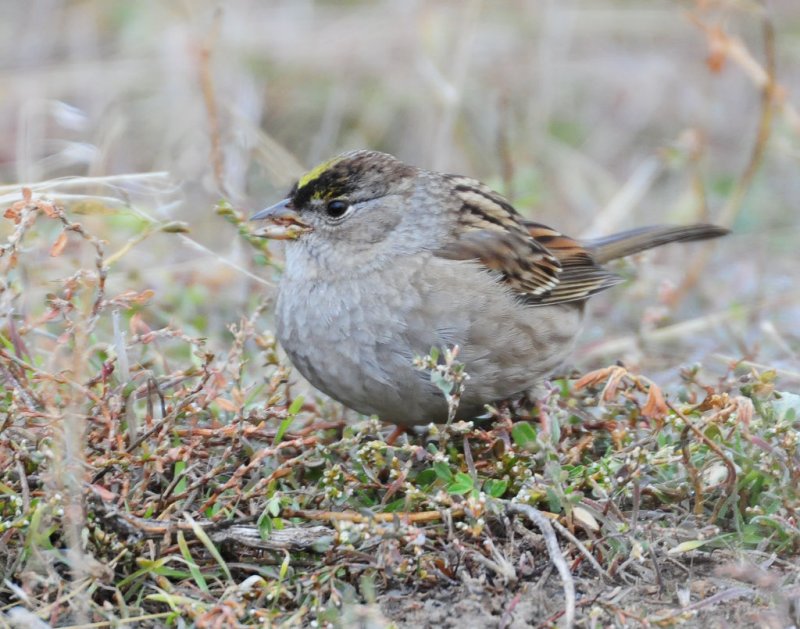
[{"left": 1, "top": 0, "right": 798, "bottom": 390}]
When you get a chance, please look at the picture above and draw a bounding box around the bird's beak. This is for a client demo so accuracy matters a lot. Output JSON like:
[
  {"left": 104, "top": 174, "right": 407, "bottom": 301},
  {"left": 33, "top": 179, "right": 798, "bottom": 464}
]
[{"left": 250, "top": 199, "right": 312, "bottom": 240}]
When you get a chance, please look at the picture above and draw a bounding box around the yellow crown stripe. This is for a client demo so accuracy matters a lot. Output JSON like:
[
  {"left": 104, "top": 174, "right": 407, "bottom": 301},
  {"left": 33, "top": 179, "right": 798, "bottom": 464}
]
[{"left": 297, "top": 157, "right": 343, "bottom": 190}]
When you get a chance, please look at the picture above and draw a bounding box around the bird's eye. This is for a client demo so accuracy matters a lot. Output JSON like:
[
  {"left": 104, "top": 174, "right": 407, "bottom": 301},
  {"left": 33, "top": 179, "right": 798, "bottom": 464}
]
[{"left": 325, "top": 199, "right": 350, "bottom": 219}]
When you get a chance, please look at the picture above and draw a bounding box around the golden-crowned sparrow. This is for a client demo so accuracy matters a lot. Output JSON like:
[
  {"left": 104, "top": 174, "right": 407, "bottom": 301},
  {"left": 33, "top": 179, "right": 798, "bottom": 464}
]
[{"left": 252, "top": 150, "right": 727, "bottom": 426}]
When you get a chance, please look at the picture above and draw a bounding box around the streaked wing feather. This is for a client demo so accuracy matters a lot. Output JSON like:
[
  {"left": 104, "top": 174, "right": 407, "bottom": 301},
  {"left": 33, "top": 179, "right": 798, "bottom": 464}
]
[
  {"left": 537, "top": 266, "right": 623, "bottom": 304},
  {"left": 434, "top": 179, "right": 622, "bottom": 305},
  {"left": 524, "top": 220, "right": 623, "bottom": 303},
  {"left": 435, "top": 177, "right": 562, "bottom": 297},
  {"left": 436, "top": 229, "right": 562, "bottom": 296}
]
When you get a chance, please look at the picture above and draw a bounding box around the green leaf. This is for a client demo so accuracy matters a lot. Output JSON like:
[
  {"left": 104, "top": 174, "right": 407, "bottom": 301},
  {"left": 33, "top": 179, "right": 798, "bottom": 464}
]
[
  {"left": 431, "top": 372, "right": 453, "bottom": 396},
  {"left": 272, "top": 420, "right": 292, "bottom": 447},
  {"left": 355, "top": 490, "right": 377, "bottom": 508},
  {"left": 267, "top": 496, "right": 281, "bottom": 518},
  {"left": 287, "top": 395, "right": 305, "bottom": 416},
  {"left": 545, "top": 487, "right": 563, "bottom": 514},
  {"left": 278, "top": 552, "right": 290, "bottom": 580},
  {"left": 511, "top": 422, "right": 537, "bottom": 448},
  {"left": 433, "top": 462, "right": 453, "bottom": 482},
  {"left": 173, "top": 460, "right": 187, "bottom": 496},
  {"left": 117, "top": 557, "right": 171, "bottom": 589},
  {"left": 177, "top": 531, "right": 209, "bottom": 593},
  {"left": 484, "top": 478, "right": 508, "bottom": 498},
  {"left": 383, "top": 498, "right": 406, "bottom": 513},
  {"left": 258, "top": 512, "right": 273, "bottom": 538},
  {"left": 360, "top": 574, "right": 377, "bottom": 604},
  {"left": 448, "top": 472, "right": 474, "bottom": 495},
  {"left": 667, "top": 539, "right": 708, "bottom": 555},
  {"left": 772, "top": 392, "right": 800, "bottom": 422},
  {"left": 26, "top": 501, "right": 55, "bottom": 552},
  {"left": 185, "top": 515, "right": 232, "bottom": 583},
  {"left": 415, "top": 468, "right": 437, "bottom": 487},
  {"left": 274, "top": 395, "right": 304, "bottom": 446}
]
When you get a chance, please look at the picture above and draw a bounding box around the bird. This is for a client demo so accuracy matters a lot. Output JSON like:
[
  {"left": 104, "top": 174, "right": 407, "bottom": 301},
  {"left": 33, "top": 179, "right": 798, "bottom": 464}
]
[{"left": 251, "top": 150, "right": 727, "bottom": 427}]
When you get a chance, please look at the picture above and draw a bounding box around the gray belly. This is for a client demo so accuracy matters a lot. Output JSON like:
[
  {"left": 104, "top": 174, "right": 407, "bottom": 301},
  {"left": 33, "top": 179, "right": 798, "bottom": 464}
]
[{"left": 276, "top": 255, "right": 582, "bottom": 425}]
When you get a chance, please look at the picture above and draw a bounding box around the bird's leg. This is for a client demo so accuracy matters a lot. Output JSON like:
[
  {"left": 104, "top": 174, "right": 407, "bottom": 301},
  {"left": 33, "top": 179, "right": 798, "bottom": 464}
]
[{"left": 385, "top": 425, "right": 408, "bottom": 445}]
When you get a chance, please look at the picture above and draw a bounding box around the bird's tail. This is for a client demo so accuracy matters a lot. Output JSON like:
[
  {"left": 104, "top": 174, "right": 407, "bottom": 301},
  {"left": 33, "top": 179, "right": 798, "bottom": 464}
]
[{"left": 585, "top": 224, "right": 729, "bottom": 264}]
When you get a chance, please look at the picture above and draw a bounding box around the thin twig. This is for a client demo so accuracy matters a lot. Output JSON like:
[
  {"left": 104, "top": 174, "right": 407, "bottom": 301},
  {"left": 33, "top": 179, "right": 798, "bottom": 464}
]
[
  {"left": 507, "top": 502, "right": 575, "bottom": 629},
  {"left": 284, "top": 507, "right": 465, "bottom": 525},
  {"left": 550, "top": 518, "right": 614, "bottom": 583},
  {"left": 669, "top": 400, "right": 738, "bottom": 523},
  {"left": 670, "top": 11, "right": 776, "bottom": 306},
  {"left": 198, "top": 8, "right": 226, "bottom": 196}
]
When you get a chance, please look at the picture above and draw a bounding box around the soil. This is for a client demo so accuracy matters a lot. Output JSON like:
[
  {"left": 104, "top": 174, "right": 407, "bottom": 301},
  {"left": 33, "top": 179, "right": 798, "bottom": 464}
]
[{"left": 378, "top": 555, "right": 797, "bottom": 628}]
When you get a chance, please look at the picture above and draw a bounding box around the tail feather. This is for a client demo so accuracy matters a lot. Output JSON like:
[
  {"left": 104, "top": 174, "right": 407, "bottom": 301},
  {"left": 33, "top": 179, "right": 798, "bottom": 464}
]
[{"left": 585, "top": 224, "right": 729, "bottom": 264}]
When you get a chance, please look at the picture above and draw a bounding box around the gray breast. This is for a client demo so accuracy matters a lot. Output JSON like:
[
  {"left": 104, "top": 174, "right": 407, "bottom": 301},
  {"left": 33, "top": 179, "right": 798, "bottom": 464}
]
[{"left": 275, "top": 252, "right": 584, "bottom": 426}]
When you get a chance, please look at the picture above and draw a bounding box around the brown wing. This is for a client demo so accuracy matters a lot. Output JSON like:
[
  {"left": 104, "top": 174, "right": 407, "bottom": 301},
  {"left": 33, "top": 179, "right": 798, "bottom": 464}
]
[
  {"left": 435, "top": 177, "right": 562, "bottom": 297},
  {"left": 434, "top": 176, "right": 621, "bottom": 305},
  {"left": 523, "top": 221, "right": 623, "bottom": 304}
]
